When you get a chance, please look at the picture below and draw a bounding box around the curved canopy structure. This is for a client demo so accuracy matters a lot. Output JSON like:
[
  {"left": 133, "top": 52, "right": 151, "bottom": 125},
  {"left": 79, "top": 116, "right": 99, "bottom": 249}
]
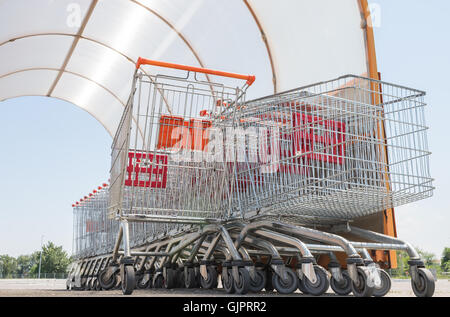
[{"left": 0, "top": 0, "right": 376, "bottom": 136}]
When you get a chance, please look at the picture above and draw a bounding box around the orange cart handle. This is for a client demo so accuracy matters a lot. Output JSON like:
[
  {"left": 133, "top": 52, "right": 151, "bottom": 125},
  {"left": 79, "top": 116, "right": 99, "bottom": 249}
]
[{"left": 136, "top": 57, "right": 256, "bottom": 86}]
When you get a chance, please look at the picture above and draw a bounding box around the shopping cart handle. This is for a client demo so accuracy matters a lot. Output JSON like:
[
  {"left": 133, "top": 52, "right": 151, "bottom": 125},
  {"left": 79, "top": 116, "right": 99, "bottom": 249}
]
[{"left": 136, "top": 57, "right": 256, "bottom": 86}]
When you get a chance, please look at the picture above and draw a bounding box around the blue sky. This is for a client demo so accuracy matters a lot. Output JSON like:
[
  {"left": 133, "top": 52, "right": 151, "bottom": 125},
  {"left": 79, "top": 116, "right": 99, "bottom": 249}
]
[
  {"left": 0, "top": 1, "right": 448, "bottom": 258},
  {"left": 369, "top": 0, "right": 450, "bottom": 257},
  {"left": 0, "top": 96, "right": 111, "bottom": 256}
]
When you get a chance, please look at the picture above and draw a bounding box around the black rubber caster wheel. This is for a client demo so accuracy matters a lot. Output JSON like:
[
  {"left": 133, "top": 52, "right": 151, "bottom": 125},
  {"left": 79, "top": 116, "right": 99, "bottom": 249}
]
[
  {"left": 96, "top": 279, "right": 103, "bottom": 291},
  {"left": 98, "top": 269, "right": 117, "bottom": 290},
  {"left": 351, "top": 267, "right": 375, "bottom": 297},
  {"left": 221, "top": 269, "right": 235, "bottom": 294},
  {"left": 330, "top": 270, "right": 352, "bottom": 296},
  {"left": 373, "top": 269, "right": 392, "bottom": 297},
  {"left": 233, "top": 268, "right": 251, "bottom": 295},
  {"left": 200, "top": 266, "right": 218, "bottom": 289},
  {"left": 185, "top": 268, "right": 197, "bottom": 289},
  {"left": 298, "top": 277, "right": 310, "bottom": 295},
  {"left": 153, "top": 274, "right": 164, "bottom": 288},
  {"left": 147, "top": 274, "right": 154, "bottom": 288},
  {"left": 121, "top": 265, "right": 135, "bottom": 295},
  {"left": 411, "top": 268, "right": 435, "bottom": 297},
  {"left": 248, "top": 270, "right": 266, "bottom": 293},
  {"left": 194, "top": 268, "right": 202, "bottom": 288},
  {"left": 272, "top": 267, "right": 298, "bottom": 294},
  {"left": 163, "top": 268, "right": 177, "bottom": 289},
  {"left": 177, "top": 270, "right": 185, "bottom": 288},
  {"left": 265, "top": 269, "right": 274, "bottom": 292},
  {"left": 92, "top": 279, "right": 100, "bottom": 291},
  {"left": 113, "top": 278, "right": 122, "bottom": 290},
  {"left": 300, "top": 265, "right": 329, "bottom": 296}
]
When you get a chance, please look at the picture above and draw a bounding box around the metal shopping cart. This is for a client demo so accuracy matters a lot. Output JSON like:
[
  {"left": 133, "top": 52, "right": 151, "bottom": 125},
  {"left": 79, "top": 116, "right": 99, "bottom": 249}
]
[
  {"left": 226, "top": 75, "right": 435, "bottom": 296},
  {"left": 68, "top": 184, "right": 119, "bottom": 290},
  {"left": 229, "top": 75, "right": 433, "bottom": 224},
  {"left": 104, "top": 58, "right": 257, "bottom": 294},
  {"left": 68, "top": 62, "right": 435, "bottom": 297}
]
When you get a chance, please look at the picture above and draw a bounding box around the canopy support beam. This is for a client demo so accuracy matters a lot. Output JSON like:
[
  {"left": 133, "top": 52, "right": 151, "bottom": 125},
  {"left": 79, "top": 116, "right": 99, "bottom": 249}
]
[
  {"left": 46, "top": 0, "right": 98, "bottom": 97},
  {"left": 243, "top": 0, "right": 277, "bottom": 93}
]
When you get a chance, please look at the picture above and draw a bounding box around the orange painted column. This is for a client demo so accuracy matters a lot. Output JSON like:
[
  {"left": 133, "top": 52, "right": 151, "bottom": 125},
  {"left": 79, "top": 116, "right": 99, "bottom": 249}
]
[{"left": 359, "top": 0, "right": 398, "bottom": 268}]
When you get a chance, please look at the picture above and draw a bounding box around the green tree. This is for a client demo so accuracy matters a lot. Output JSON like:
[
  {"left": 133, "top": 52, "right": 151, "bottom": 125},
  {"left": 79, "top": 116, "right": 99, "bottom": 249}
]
[
  {"left": 16, "top": 253, "right": 39, "bottom": 276},
  {"left": 417, "top": 248, "right": 436, "bottom": 267},
  {"left": 393, "top": 251, "right": 410, "bottom": 277},
  {"left": 0, "top": 255, "right": 18, "bottom": 278},
  {"left": 392, "top": 248, "right": 440, "bottom": 278},
  {"left": 30, "top": 242, "right": 71, "bottom": 274},
  {"left": 441, "top": 247, "right": 450, "bottom": 272}
]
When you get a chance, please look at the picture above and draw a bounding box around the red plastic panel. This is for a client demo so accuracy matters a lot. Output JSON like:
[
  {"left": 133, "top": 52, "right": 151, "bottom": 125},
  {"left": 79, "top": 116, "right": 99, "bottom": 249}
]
[{"left": 125, "top": 152, "right": 168, "bottom": 188}]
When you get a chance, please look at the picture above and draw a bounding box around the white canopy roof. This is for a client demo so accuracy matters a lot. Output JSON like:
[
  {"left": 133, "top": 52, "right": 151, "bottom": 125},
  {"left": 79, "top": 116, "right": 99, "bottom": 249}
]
[{"left": 0, "top": 0, "right": 373, "bottom": 136}]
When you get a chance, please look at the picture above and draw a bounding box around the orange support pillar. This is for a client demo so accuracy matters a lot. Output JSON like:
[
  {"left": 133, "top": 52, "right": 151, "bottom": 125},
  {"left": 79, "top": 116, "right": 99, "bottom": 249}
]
[{"left": 359, "top": 0, "right": 398, "bottom": 269}]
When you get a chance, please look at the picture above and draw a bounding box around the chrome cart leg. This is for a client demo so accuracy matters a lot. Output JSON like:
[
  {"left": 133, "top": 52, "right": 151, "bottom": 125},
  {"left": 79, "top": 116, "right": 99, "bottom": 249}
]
[
  {"left": 184, "top": 235, "right": 207, "bottom": 289},
  {"left": 242, "top": 235, "right": 281, "bottom": 293},
  {"left": 236, "top": 221, "right": 363, "bottom": 284},
  {"left": 341, "top": 225, "right": 435, "bottom": 297},
  {"left": 252, "top": 229, "right": 317, "bottom": 284},
  {"left": 219, "top": 226, "right": 251, "bottom": 294},
  {"left": 119, "top": 220, "right": 135, "bottom": 295},
  {"left": 199, "top": 233, "right": 221, "bottom": 289}
]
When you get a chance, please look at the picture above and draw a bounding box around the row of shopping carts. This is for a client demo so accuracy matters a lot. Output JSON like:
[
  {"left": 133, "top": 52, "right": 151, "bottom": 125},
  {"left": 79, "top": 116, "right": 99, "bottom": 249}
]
[{"left": 67, "top": 58, "right": 435, "bottom": 296}]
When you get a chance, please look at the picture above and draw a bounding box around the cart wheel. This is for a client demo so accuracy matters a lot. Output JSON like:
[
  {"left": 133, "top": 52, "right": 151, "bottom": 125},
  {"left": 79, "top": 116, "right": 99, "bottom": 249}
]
[
  {"left": 164, "top": 268, "right": 177, "bottom": 289},
  {"left": 373, "top": 269, "right": 391, "bottom": 297},
  {"left": 195, "top": 269, "right": 203, "bottom": 288},
  {"left": 121, "top": 265, "right": 135, "bottom": 295},
  {"left": 98, "top": 269, "right": 117, "bottom": 290},
  {"left": 298, "top": 277, "right": 310, "bottom": 295},
  {"left": 248, "top": 270, "right": 266, "bottom": 293},
  {"left": 265, "top": 269, "right": 274, "bottom": 292},
  {"left": 234, "top": 268, "right": 250, "bottom": 295},
  {"left": 114, "top": 278, "right": 122, "bottom": 290},
  {"left": 351, "top": 267, "right": 374, "bottom": 297},
  {"left": 300, "top": 265, "right": 329, "bottom": 296},
  {"left": 136, "top": 274, "right": 150, "bottom": 289},
  {"left": 96, "top": 279, "right": 103, "bottom": 291},
  {"left": 177, "top": 270, "right": 185, "bottom": 288},
  {"left": 185, "top": 268, "right": 197, "bottom": 289},
  {"left": 92, "top": 279, "right": 99, "bottom": 291},
  {"left": 221, "top": 270, "right": 235, "bottom": 294},
  {"left": 272, "top": 267, "right": 298, "bottom": 294},
  {"left": 330, "top": 270, "right": 352, "bottom": 296},
  {"left": 153, "top": 274, "right": 163, "bottom": 288},
  {"left": 411, "top": 268, "right": 435, "bottom": 297},
  {"left": 200, "top": 266, "right": 218, "bottom": 289},
  {"left": 146, "top": 274, "right": 153, "bottom": 288}
]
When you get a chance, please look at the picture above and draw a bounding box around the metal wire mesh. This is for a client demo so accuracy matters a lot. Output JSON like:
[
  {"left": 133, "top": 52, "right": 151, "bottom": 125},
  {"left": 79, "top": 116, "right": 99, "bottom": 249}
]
[
  {"left": 72, "top": 187, "right": 118, "bottom": 259},
  {"left": 109, "top": 71, "right": 246, "bottom": 223},
  {"left": 73, "top": 185, "right": 196, "bottom": 258},
  {"left": 229, "top": 75, "right": 433, "bottom": 223}
]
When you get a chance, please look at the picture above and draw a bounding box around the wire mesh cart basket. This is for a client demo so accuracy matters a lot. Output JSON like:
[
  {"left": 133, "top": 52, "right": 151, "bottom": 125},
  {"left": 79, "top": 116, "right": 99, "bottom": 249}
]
[{"left": 229, "top": 75, "right": 433, "bottom": 225}]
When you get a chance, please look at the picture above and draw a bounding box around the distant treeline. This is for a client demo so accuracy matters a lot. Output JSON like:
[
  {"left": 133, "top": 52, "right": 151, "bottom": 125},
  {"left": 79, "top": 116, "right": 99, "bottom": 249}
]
[{"left": 0, "top": 242, "right": 71, "bottom": 278}]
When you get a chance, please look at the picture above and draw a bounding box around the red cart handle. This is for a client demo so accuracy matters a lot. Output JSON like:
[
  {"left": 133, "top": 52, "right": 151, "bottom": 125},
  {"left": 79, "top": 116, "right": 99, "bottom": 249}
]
[{"left": 136, "top": 57, "right": 255, "bottom": 86}]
